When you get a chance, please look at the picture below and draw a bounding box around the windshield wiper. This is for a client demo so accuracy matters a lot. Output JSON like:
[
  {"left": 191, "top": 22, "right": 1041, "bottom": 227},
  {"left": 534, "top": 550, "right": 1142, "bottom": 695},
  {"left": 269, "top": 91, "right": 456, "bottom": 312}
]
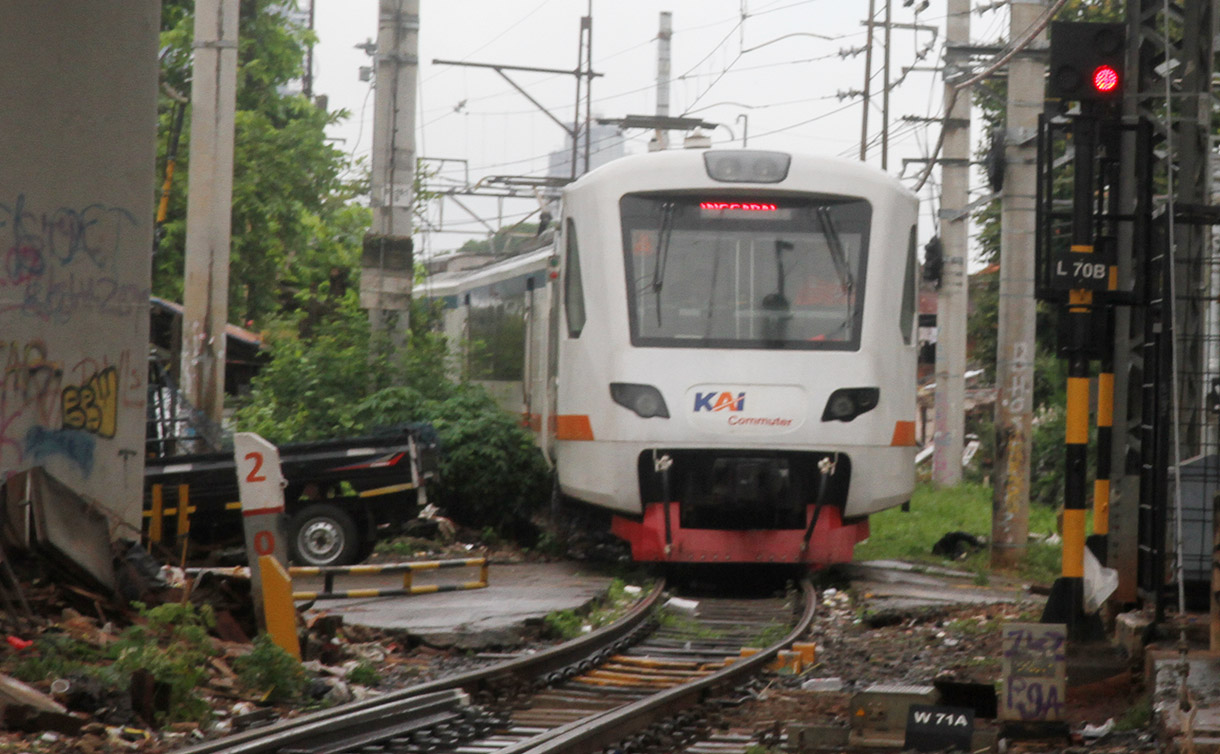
[
  {"left": 816, "top": 206, "right": 854, "bottom": 298},
  {"left": 651, "top": 201, "right": 676, "bottom": 327}
]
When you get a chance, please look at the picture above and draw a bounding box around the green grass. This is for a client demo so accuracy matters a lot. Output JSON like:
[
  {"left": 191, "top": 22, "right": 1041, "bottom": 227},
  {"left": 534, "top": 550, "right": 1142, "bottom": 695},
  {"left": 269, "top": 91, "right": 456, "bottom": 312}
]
[
  {"left": 543, "top": 578, "right": 655, "bottom": 640},
  {"left": 854, "top": 482, "right": 1066, "bottom": 584},
  {"left": 1115, "top": 696, "right": 1152, "bottom": 730}
]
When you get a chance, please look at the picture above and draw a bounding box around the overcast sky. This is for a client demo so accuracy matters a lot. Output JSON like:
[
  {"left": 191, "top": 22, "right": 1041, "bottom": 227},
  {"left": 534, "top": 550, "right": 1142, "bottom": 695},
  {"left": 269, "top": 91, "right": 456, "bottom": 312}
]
[{"left": 311, "top": 0, "right": 1005, "bottom": 257}]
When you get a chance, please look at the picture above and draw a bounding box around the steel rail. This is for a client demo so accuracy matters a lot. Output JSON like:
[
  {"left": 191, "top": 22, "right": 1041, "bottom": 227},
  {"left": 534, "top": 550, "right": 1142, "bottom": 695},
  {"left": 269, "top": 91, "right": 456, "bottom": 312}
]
[
  {"left": 173, "top": 580, "right": 666, "bottom": 754},
  {"left": 507, "top": 578, "right": 817, "bottom": 754}
]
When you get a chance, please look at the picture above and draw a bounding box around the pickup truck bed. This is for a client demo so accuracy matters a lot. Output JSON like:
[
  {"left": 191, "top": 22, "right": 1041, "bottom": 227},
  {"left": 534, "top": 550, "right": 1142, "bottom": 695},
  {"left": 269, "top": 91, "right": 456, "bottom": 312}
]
[{"left": 144, "top": 424, "right": 439, "bottom": 566}]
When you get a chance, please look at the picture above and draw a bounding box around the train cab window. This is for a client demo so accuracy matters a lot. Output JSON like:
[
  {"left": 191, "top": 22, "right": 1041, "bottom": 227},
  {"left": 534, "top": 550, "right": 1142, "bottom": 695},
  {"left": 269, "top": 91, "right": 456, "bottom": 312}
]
[
  {"left": 620, "top": 194, "right": 871, "bottom": 351},
  {"left": 564, "top": 218, "right": 587, "bottom": 337},
  {"left": 900, "top": 225, "right": 917, "bottom": 345}
]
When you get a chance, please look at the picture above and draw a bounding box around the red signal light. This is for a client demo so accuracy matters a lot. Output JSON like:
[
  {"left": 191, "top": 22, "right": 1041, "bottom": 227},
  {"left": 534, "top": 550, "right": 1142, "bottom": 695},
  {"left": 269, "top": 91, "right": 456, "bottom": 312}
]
[{"left": 1092, "top": 64, "right": 1119, "bottom": 94}]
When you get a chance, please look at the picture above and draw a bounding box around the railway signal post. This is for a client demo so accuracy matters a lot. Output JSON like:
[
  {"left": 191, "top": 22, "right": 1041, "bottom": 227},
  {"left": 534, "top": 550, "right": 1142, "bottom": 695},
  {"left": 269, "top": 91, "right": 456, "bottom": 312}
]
[{"left": 1038, "top": 22, "right": 1126, "bottom": 640}]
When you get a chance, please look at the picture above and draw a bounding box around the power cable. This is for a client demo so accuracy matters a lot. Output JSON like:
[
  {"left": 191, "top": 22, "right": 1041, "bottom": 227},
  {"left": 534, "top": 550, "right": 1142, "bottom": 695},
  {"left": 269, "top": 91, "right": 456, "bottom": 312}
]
[
  {"left": 914, "top": 0, "right": 1070, "bottom": 191},
  {"left": 420, "top": 0, "right": 558, "bottom": 85},
  {"left": 747, "top": 98, "right": 861, "bottom": 141}
]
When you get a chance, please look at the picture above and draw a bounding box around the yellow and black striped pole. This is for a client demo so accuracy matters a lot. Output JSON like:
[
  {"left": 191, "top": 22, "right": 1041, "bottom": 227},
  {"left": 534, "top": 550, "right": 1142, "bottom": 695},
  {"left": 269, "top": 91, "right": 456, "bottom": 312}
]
[
  {"left": 1041, "top": 112, "right": 1102, "bottom": 640},
  {"left": 1088, "top": 312, "right": 1115, "bottom": 566},
  {"left": 1063, "top": 288, "right": 1091, "bottom": 584},
  {"left": 1041, "top": 282, "right": 1096, "bottom": 639}
]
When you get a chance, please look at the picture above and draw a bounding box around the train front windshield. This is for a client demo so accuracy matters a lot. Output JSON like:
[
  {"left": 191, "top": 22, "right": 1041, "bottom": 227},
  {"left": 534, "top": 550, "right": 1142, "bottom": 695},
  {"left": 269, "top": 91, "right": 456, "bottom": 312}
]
[{"left": 621, "top": 194, "right": 871, "bottom": 350}]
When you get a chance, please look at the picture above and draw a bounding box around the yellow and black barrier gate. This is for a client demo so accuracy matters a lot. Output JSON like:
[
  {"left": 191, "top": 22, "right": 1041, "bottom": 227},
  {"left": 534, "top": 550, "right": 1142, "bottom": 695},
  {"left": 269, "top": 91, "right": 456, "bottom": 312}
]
[{"left": 289, "top": 557, "right": 489, "bottom": 601}]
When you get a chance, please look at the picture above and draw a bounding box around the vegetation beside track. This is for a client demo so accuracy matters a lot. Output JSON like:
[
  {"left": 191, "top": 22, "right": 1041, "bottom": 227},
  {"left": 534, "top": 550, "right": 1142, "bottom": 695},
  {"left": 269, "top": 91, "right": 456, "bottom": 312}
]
[
  {"left": 543, "top": 578, "right": 653, "bottom": 640},
  {"left": 853, "top": 482, "right": 1065, "bottom": 585}
]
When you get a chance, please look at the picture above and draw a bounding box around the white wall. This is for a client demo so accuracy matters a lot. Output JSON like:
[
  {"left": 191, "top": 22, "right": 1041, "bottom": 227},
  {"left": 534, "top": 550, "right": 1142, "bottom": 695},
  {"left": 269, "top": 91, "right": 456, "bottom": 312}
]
[{"left": 0, "top": 3, "right": 160, "bottom": 537}]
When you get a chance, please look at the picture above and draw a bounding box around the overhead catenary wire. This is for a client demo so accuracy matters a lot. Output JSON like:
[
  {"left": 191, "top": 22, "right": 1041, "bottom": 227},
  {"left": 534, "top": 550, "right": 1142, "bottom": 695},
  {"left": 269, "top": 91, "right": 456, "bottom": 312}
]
[
  {"left": 425, "top": 48, "right": 849, "bottom": 125},
  {"left": 406, "top": 0, "right": 934, "bottom": 247},
  {"left": 417, "top": 7, "right": 861, "bottom": 181},
  {"left": 913, "top": 0, "right": 1071, "bottom": 192},
  {"left": 416, "top": 2, "right": 864, "bottom": 138}
]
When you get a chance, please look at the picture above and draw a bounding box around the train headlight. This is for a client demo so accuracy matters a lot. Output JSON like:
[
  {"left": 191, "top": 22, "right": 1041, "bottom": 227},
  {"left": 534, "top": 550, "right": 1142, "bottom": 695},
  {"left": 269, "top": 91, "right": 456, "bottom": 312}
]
[
  {"left": 821, "top": 388, "right": 880, "bottom": 422},
  {"left": 610, "top": 383, "right": 670, "bottom": 419},
  {"left": 703, "top": 151, "right": 791, "bottom": 183}
]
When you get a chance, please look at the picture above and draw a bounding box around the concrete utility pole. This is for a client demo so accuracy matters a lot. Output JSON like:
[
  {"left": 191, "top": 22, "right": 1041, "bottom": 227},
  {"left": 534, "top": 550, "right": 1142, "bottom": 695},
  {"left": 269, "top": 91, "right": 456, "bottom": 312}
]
[
  {"left": 860, "top": 0, "right": 877, "bottom": 161},
  {"left": 652, "top": 11, "right": 672, "bottom": 151},
  {"left": 932, "top": 0, "right": 970, "bottom": 486},
  {"left": 361, "top": 0, "right": 419, "bottom": 342},
  {"left": 991, "top": 0, "right": 1045, "bottom": 568},
  {"left": 881, "top": 0, "right": 892, "bottom": 170},
  {"left": 181, "top": 0, "right": 239, "bottom": 425}
]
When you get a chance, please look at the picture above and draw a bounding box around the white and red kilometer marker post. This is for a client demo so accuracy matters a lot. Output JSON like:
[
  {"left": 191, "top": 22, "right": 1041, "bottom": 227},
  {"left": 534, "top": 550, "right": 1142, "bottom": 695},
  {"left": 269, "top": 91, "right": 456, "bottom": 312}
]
[{"left": 233, "top": 432, "right": 300, "bottom": 658}]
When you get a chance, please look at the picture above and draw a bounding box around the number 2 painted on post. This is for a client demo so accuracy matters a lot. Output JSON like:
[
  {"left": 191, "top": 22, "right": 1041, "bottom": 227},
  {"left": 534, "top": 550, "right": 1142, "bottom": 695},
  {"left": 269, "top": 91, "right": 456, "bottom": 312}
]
[{"left": 245, "top": 451, "right": 267, "bottom": 483}]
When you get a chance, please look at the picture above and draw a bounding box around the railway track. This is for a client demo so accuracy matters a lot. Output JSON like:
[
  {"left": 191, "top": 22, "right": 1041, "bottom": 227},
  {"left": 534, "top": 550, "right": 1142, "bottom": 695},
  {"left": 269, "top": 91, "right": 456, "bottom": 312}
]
[{"left": 173, "top": 579, "right": 815, "bottom": 754}]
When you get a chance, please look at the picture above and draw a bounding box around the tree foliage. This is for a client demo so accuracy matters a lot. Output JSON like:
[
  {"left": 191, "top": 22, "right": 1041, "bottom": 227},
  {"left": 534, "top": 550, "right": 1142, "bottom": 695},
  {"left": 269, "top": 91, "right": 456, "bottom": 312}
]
[
  {"left": 453, "top": 222, "right": 549, "bottom": 258},
  {"left": 233, "top": 300, "right": 550, "bottom": 534},
  {"left": 154, "top": 0, "right": 364, "bottom": 328},
  {"left": 155, "top": 3, "right": 552, "bottom": 536}
]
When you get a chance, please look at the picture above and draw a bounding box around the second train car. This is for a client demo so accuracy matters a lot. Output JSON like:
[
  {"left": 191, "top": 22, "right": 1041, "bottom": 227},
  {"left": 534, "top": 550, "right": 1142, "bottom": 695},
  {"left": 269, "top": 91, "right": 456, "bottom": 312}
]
[{"left": 417, "top": 148, "right": 920, "bottom": 565}]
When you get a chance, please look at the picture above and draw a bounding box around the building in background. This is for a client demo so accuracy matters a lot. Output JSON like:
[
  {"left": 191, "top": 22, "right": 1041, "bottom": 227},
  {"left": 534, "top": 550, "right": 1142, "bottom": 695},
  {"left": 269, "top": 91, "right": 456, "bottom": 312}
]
[{"left": 547, "top": 120, "right": 627, "bottom": 179}]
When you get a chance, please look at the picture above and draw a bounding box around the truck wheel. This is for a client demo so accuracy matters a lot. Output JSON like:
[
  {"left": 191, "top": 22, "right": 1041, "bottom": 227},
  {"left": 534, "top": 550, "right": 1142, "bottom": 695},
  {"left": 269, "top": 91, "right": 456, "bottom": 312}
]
[{"left": 289, "top": 503, "right": 361, "bottom": 566}]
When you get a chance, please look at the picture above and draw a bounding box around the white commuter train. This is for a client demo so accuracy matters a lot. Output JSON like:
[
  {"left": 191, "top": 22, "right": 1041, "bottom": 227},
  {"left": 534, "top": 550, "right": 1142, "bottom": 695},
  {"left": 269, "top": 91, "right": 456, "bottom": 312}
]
[{"left": 417, "top": 149, "right": 919, "bottom": 565}]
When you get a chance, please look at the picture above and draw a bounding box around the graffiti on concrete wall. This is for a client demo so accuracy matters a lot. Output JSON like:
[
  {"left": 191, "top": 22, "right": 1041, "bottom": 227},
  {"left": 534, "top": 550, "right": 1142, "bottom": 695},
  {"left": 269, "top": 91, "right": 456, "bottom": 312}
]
[
  {"left": 1, "top": 194, "right": 149, "bottom": 323},
  {"left": 0, "top": 341, "right": 144, "bottom": 478},
  {"left": 62, "top": 366, "right": 117, "bottom": 438}
]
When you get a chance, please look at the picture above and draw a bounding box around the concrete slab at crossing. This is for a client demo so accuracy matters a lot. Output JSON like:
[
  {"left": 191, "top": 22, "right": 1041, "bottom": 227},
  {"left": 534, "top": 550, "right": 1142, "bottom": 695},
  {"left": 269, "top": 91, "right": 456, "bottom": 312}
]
[{"left": 297, "top": 561, "right": 615, "bottom": 649}]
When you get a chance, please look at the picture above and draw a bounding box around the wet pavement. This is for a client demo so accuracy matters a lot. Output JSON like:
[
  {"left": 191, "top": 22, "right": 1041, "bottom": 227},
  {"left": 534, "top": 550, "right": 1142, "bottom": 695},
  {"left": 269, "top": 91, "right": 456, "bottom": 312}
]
[
  {"left": 296, "top": 560, "right": 615, "bottom": 649},
  {"left": 841, "top": 559, "right": 1037, "bottom": 609}
]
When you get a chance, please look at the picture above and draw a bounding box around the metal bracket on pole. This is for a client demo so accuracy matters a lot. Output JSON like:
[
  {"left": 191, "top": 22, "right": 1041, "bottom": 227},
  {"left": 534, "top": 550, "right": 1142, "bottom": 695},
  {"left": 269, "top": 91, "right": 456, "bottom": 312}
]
[{"left": 938, "top": 192, "right": 999, "bottom": 223}]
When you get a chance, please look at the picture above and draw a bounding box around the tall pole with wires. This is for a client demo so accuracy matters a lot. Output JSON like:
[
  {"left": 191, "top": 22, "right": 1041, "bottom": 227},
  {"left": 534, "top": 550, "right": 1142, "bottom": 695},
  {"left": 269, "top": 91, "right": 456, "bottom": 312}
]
[
  {"left": 881, "top": 0, "right": 891, "bottom": 170},
  {"left": 859, "top": 0, "right": 877, "bottom": 162},
  {"left": 654, "top": 11, "right": 672, "bottom": 151},
  {"left": 181, "top": 0, "right": 238, "bottom": 424},
  {"left": 991, "top": 0, "right": 1046, "bottom": 567},
  {"left": 932, "top": 0, "right": 970, "bottom": 486},
  {"left": 363, "top": 0, "right": 419, "bottom": 347}
]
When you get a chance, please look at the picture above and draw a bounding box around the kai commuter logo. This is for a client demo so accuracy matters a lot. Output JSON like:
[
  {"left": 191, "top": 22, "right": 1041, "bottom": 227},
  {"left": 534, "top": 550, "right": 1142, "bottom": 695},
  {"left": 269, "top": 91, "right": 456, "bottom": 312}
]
[
  {"left": 685, "top": 384, "right": 804, "bottom": 433},
  {"left": 693, "top": 391, "right": 746, "bottom": 412}
]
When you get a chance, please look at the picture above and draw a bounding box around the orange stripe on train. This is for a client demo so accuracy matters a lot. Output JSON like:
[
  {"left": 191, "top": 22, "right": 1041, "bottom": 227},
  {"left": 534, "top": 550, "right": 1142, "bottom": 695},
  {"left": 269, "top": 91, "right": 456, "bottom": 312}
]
[
  {"left": 555, "top": 414, "right": 595, "bottom": 441},
  {"left": 890, "top": 420, "right": 917, "bottom": 447}
]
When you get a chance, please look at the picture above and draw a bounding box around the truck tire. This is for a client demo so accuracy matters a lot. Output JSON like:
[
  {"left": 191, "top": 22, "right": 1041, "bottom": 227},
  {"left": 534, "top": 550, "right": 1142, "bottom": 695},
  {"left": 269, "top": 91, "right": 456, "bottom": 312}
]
[{"left": 289, "top": 503, "right": 361, "bottom": 566}]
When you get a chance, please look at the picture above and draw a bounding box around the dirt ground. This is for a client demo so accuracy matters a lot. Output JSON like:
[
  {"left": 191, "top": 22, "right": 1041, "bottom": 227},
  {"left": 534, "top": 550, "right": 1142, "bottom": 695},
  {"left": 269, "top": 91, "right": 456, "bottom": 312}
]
[
  {"left": 0, "top": 546, "right": 1168, "bottom": 754},
  {"left": 713, "top": 576, "right": 1164, "bottom": 753}
]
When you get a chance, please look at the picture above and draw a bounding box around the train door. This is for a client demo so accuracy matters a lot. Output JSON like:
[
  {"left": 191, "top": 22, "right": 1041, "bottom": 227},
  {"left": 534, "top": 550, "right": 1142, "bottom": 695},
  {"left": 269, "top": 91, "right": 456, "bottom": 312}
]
[
  {"left": 541, "top": 233, "right": 564, "bottom": 463},
  {"left": 522, "top": 270, "right": 554, "bottom": 456}
]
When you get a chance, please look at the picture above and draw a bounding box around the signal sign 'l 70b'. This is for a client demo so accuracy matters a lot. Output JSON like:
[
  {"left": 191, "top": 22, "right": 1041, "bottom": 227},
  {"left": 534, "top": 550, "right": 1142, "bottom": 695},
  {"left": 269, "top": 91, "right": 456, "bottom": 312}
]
[{"left": 1047, "top": 22, "right": 1126, "bottom": 102}]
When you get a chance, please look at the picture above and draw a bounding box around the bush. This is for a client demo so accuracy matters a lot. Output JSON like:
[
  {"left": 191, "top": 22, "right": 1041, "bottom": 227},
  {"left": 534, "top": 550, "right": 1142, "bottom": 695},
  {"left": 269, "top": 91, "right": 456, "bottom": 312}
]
[
  {"left": 110, "top": 602, "right": 219, "bottom": 724},
  {"left": 234, "top": 634, "right": 307, "bottom": 702},
  {"left": 235, "top": 298, "right": 551, "bottom": 543},
  {"left": 345, "top": 660, "right": 381, "bottom": 687},
  {"left": 352, "top": 384, "right": 550, "bottom": 534},
  {"left": 11, "top": 603, "right": 223, "bottom": 726}
]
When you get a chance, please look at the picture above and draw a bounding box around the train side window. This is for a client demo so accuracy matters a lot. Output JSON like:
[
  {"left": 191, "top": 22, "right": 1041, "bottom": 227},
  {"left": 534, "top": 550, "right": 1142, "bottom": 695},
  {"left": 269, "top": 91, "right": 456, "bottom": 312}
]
[
  {"left": 899, "top": 225, "right": 917, "bottom": 344},
  {"left": 564, "top": 218, "right": 587, "bottom": 337}
]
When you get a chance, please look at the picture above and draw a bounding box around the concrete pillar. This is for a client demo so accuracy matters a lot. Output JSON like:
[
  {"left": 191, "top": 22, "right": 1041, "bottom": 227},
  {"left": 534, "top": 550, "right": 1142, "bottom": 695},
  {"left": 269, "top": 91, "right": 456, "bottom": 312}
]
[
  {"left": 181, "top": 0, "right": 240, "bottom": 424},
  {"left": 932, "top": 0, "right": 971, "bottom": 486},
  {"left": 652, "top": 12, "right": 672, "bottom": 151},
  {"left": 0, "top": 2, "right": 160, "bottom": 533},
  {"left": 363, "top": 0, "right": 420, "bottom": 341},
  {"left": 991, "top": 0, "right": 1046, "bottom": 567}
]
